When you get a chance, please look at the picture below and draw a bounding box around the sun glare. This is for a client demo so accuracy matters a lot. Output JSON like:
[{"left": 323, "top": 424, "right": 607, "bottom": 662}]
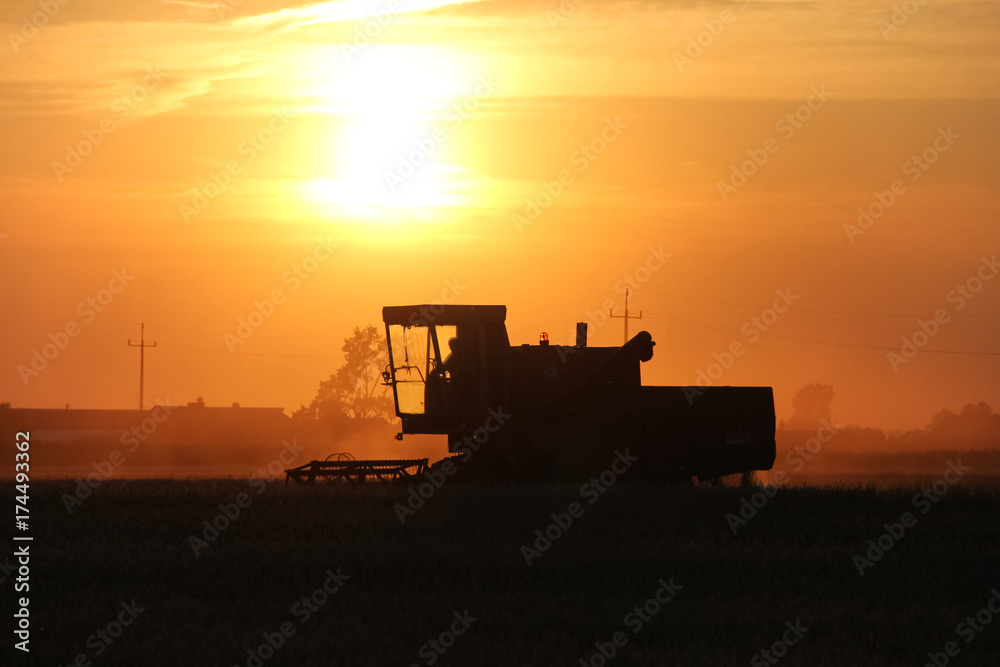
[{"left": 297, "top": 45, "right": 486, "bottom": 219}]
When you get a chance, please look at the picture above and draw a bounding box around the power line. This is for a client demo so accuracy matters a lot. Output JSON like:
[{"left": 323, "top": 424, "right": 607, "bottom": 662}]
[
  {"left": 642, "top": 290, "right": 999, "bottom": 318},
  {"left": 143, "top": 322, "right": 343, "bottom": 339},
  {"left": 0, "top": 344, "right": 129, "bottom": 379},
  {"left": 157, "top": 342, "right": 339, "bottom": 359},
  {"left": 506, "top": 292, "right": 613, "bottom": 319},
  {"left": 0, "top": 324, "right": 141, "bottom": 359},
  {"left": 643, "top": 313, "right": 1000, "bottom": 357}
]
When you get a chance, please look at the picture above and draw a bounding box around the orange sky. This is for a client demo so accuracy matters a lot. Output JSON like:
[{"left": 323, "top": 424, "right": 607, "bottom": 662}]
[{"left": 1, "top": 0, "right": 998, "bottom": 430}]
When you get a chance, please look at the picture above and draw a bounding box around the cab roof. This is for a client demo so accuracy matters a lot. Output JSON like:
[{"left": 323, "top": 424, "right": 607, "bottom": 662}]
[{"left": 382, "top": 305, "right": 507, "bottom": 326}]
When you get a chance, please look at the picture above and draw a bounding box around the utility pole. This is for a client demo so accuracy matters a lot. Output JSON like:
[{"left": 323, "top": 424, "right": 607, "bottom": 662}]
[
  {"left": 128, "top": 323, "right": 156, "bottom": 414},
  {"left": 609, "top": 288, "right": 642, "bottom": 344}
]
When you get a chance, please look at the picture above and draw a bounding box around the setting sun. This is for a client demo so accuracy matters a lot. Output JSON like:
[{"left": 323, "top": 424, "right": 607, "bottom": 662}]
[{"left": 295, "top": 44, "right": 484, "bottom": 215}]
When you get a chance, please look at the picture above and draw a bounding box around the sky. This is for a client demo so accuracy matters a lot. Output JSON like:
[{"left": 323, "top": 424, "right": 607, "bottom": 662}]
[{"left": 0, "top": 0, "right": 998, "bottom": 430}]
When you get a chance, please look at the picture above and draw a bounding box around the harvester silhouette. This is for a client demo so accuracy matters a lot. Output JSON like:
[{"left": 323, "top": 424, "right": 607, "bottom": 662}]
[{"left": 285, "top": 305, "right": 775, "bottom": 484}]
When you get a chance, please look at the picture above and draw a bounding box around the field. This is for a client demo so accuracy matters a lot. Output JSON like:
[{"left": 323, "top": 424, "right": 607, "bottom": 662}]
[{"left": 5, "top": 467, "right": 1000, "bottom": 667}]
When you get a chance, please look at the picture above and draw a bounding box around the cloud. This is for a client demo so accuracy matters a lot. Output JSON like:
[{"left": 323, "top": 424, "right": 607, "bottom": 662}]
[
  {"left": 234, "top": 0, "right": 485, "bottom": 29},
  {"left": 0, "top": 0, "right": 996, "bottom": 127}
]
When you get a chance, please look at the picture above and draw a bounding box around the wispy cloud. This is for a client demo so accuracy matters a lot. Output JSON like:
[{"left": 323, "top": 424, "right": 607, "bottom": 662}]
[
  {"left": 162, "top": 0, "right": 228, "bottom": 9},
  {"left": 0, "top": 0, "right": 996, "bottom": 127},
  {"left": 235, "top": 0, "right": 485, "bottom": 29}
]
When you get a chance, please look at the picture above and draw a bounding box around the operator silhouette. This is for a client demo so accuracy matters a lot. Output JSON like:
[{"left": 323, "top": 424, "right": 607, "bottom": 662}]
[
  {"left": 440, "top": 337, "right": 462, "bottom": 378},
  {"left": 439, "top": 337, "right": 473, "bottom": 411}
]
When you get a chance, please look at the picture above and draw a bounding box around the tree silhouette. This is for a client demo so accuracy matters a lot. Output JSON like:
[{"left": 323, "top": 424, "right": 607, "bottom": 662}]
[
  {"left": 295, "top": 325, "right": 395, "bottom": 424},
  {"left": 924, "top": 401, "right": 995, "bottom": 447},
  {"left": 787, "top": 383, "right": 834, "bottom": 430},
  {"left": 959, "top": 401, "right": 993, "bottom": 418}
]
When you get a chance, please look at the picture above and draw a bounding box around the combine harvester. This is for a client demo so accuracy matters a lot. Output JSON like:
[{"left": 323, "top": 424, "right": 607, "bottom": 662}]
[{"left": 287, "top": 304, "right": 775, "bottom": 484}]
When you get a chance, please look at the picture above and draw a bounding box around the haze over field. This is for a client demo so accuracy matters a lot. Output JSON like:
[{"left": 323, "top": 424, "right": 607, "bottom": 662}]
[{"left": 1, "top": 0, "right": 998, "bottom": 430}]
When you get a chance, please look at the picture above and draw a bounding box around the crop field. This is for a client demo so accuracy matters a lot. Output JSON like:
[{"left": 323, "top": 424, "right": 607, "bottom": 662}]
[{"left": 4, "top": 466, "right": 1000, "bottom": 667}]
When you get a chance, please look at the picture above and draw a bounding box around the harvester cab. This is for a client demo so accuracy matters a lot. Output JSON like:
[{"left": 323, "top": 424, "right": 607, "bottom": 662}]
[{"left": 382, "top": 305, "right": 510, "bottom": 438}]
